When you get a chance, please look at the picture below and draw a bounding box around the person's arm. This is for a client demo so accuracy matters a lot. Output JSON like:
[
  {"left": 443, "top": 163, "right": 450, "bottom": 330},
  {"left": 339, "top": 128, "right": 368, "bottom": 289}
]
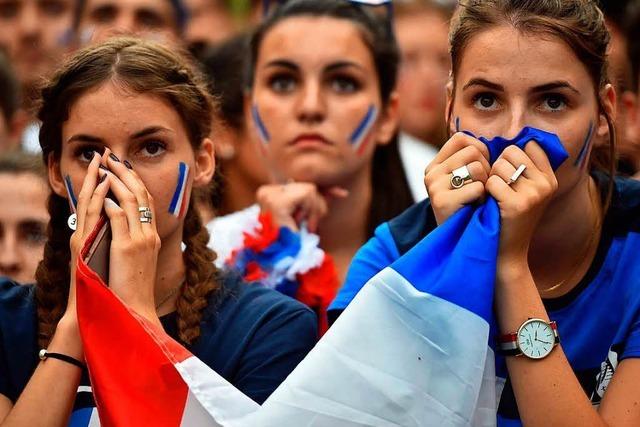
[
  {"left": 488, "top": 143, "right": 640, "bottom": 426},
  {"left": 0, "top": 319, "right": 83, "bottom": 427}
]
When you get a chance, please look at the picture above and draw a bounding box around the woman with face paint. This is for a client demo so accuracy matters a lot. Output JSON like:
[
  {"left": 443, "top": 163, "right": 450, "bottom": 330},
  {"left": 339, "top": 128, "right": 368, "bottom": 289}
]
[
  {"left": 331, "top": 0, "right": 640, "bottom": 425},
  {"left": 0, "top": 37, "right": 317, "bottom": 425},
  {"left": 207, "top": 0, "right": 413, "bottom": 335}
]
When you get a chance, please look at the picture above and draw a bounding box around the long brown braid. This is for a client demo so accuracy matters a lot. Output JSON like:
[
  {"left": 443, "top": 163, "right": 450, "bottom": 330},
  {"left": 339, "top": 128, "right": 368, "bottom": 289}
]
[
  {"left": 176, "top": 199, "right": 219, "bottom": 345},
  {"left": 34, "top": 37, "right": 220, "bottom": 347}
]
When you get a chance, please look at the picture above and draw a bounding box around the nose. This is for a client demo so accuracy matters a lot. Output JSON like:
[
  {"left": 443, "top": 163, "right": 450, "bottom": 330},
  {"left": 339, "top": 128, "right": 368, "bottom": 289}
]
[
  {"left": 0, "top": 232, "right": 22, "bottom": 279},
  {"left": 18, "top": 3, "right": 40, "bottom": 40},
  {"left": 296, "top": 80, "right": 326, "bottom": 124},
  {"left": 500, "top": 104, "right": 528, "bottom": 140},
  {"left": 113, "top": 14, "right": 137, "bottom": 35}
]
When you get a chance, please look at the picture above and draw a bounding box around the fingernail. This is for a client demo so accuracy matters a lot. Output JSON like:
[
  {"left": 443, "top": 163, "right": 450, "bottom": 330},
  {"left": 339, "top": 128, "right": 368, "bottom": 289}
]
[
  {"left": 99, "top": 173, "right": 107, "bottom": 184},
  {"left": 123, "top": 160, "right": 133, "bottom": 170},
  {"left": 99, "top": 164, "right": 108, "bottom": 171},
  {"left": 109, "top": 153, "right": 120, "bottom": 162},
  {"left": 104, "top": 198, "right": 118, "bottom": 208}
]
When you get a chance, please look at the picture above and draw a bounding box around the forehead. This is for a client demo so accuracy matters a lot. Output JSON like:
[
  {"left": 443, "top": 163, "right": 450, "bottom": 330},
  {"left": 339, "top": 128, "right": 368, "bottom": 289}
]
[
  {"left": 0, "top": 173, "right": 48, "bottom": 215},
  {"left": 62, "top": 83, "right": 186, "bottom": 139},
  {"left": 85, "top": 0, "right": 174, "bottom": 14},
  {"left": 258, "top": 16, "right": 375, "bottom": 69},
  {"left": 457, "top": 25, "right": 594, "bottom": 89}
]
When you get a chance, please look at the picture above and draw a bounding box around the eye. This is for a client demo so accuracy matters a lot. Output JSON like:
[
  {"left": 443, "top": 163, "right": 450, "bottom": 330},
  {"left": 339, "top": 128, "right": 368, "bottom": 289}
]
[
  {"left": 138, "top": 140, "right": 166, "bottom": 157},
  {"left": 91, "top": 5, "right": 116, "bottom": 23},
  {"left": 330, "top": 75, "right": 360, "bottom": 94},
  {"left": 540, "top": 94, "right": 567, "bottom": 112},
  {"left": 0, "top": 1, "right": 19, "bottom": 19},
  {"left": 39, "top": 0, "right": 67, "bottom": 16},
  {"left": 74, "top": 145, "right": 103, "bottom": 163},
  {"left": 268, "top": 74, "right": 297, "bottom": 93},
  {"left": 19, "top": 222, "right": 47, "bottom": 246},
  {"left": 137, "top": 10, "right": 165, "bottom": 29},
  {"left": 473, "top": 93, "right": 499, "bottom": 111}
]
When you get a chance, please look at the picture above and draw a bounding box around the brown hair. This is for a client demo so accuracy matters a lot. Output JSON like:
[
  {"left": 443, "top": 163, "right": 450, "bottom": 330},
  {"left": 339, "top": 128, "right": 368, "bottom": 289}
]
[
  {"left": 35, "top": 37, "right": 219, "bottom": 347},
  {"left": 448, "top": 0, "right": 616, "bottom": 208}
]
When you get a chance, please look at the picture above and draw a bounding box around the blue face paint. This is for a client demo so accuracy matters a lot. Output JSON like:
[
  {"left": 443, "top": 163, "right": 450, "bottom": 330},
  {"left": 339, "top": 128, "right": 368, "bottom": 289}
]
[
  {"left": 251, "top": 105, "right": 270, "bottom": 144},
  {"left": 349, "top": 105, "right": 378, "bottom": 154},
  {"left": 573, "top": 122, "right": 595, "bottom": 168},
  {"left": 64, "top": 175, "right": 77, "bottom": 212},
  {"left": 455, "top": 117, "right": 461, "bottom": 133}
]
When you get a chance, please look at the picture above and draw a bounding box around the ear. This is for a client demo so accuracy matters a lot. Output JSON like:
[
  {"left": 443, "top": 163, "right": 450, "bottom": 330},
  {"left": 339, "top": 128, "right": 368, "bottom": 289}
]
[
  {"left": 213, "top": 122, "right": 237, "bottom": 160},
  {"left": 594, "top": 83, "right": 616, "bottom": 147},
  {"left": 47, "top": 152, "right": 67, "bottom": 198},
  {"left": 444, "top": 78, "right": 455, "bottom": 134},
  {"left": 375, "top": 91, "right": 400, "bottom": 146},
  {"left": 192, "top": 137, "right": 216, "bottom": 188}
]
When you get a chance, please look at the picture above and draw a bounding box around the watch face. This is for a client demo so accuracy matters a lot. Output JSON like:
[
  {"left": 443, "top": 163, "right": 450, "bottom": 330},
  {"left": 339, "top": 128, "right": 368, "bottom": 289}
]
[{"left": 517, "top": 319, "right": 555, "bottom": 359}]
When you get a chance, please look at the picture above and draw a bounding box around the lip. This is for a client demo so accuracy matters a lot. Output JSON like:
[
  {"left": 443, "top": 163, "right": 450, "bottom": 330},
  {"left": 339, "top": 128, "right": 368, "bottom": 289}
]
[{"left": 289, "top": 133, "right": 332, "bottom": 147}]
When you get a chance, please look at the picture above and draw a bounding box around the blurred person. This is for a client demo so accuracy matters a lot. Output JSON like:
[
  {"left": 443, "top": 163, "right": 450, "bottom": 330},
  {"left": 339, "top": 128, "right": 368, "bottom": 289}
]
[
  {"left": 0, "top": 52, "right": 26, "bottom": 153},
  {"left": 198, "top": 33, "right": 269, "bottom": 222},
  {"left": 621, "top": 0, "right": 640, "bottom": 178},
  {"left": 209, "top": 0, "right": 414, "bottom": 333},
  {"left": 184, "top": 0, "right": 237, "bottom": 58},
  {"left": 394, "top": 0, "right": 453, "bottom": 200},
  {"left": 74, "top": 0, "right": 186, "bottom": 44},
  {"left": 0, "top": 151, "right": 48, "bottom": 284},
  {"left": 0, "top": 0, "right": 74, "bottom": 101}
]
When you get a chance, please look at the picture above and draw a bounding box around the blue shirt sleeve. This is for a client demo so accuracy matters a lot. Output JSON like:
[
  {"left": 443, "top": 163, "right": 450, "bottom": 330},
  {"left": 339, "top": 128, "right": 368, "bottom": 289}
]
[
  {"left": 328, "top": 222, "right": 400, "bottom": 313},
  {"left": 232, "top": 302, "right": 317, "bottom": 404}
]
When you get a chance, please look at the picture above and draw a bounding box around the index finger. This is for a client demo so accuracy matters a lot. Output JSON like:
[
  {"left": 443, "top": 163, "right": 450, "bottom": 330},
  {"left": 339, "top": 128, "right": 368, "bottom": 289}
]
[
  {"left": 524, "top": 140, "right": 554, "bottom": 175},
  {"left": 434, "top": 132, "right": 491, "bottom": 165}
]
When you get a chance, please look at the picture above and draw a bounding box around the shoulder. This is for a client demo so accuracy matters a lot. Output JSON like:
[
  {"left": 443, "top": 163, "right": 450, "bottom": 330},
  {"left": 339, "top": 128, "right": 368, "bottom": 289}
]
[
  {"left": 0, "top": 278, "right": 35, "bottom": 313},
  {"left": 607, "top": 175, "right": 640, "bottom": 235},
  {"left": 387, "top": 198, "right": 437, "bottom": 255}
]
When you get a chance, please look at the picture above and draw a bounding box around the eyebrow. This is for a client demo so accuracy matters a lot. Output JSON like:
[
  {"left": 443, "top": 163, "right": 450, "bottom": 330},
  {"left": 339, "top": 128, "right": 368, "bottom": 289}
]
[
  {"left": 264, "top": 59, "right": 365, "bottom": 73},
  {"left": 66, "top": 126, "right": 171, "bottom": 144},
  {"left": 462, "top": 78, "right": 581, "bottom": 95}
]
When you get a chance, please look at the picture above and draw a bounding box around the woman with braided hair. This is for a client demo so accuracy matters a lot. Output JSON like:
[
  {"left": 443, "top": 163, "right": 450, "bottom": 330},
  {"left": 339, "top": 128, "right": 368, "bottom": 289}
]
[{"left": 0, "top": 36, "right": 317, "bottom": 426}]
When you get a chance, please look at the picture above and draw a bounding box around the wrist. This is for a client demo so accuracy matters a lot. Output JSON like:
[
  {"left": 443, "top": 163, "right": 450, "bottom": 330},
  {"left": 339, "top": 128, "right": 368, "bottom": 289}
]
[
  {"left": 52, "top": 316, "right": 84, "bottom": 360},
  {"left": 496, "top": 256, "right": 531, "bottom": 285}
]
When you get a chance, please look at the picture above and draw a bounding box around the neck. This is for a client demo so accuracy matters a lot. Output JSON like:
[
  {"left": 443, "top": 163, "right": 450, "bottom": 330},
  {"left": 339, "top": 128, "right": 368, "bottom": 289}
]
[
  {"left": 154, "top": 225, "right": 186, "bottom": 315},
  {"left": 527, "top": 175, "right": 602, "bottom": 296},
  {"left": 316, "top": 167, "right": 372, "bottom": 283}
]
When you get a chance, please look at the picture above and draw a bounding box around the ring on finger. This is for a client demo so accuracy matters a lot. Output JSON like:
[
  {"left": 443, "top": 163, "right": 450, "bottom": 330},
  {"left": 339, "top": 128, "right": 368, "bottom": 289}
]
[
  {"left": 450, "top": 165, "right": 473, "bottom": 189},
  {"left": 508, "top": 164, "right": 527, "bottom": 185},
  {"left": 138, "top": 206, "right": 153, "bottom": 223}
]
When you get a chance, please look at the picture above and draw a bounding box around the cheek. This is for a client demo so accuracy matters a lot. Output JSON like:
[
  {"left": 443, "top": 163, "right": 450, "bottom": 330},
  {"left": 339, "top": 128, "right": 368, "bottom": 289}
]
[{"left": 347, "top": 104, "right": 378, "bottom": 156}]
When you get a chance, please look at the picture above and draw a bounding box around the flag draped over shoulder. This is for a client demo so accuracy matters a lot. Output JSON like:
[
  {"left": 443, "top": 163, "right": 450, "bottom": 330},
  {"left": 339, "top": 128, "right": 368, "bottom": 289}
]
[{"left": 76, "top": 127, "right": 568, "bottom": 426}]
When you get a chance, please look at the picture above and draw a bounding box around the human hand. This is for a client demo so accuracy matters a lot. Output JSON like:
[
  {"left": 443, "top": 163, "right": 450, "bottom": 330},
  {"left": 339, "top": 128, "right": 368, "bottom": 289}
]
[
  {"left": 256, "top": 182, "right": 349, "bottom": 233},
  {"left": 423, "top": 132, "right": 491, "bottom": 225},
  {"left": 485, "top": 142, "right": 557, "bottom": 264}
]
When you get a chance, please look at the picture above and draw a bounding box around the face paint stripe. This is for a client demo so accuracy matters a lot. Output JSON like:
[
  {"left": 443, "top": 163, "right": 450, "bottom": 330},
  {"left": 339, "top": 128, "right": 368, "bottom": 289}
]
[
  {"left": 252, "top": 105, "right": 270, "bottom": 144},
  {"left": 169, "top": 163, "right": 189, "bottom": 216},
  {"left": 349, "top": 106, "right": 378, "bottom": 152},
  {"left": 177, "top": 167, "right": 191, "bottom": 218},
  {"left": 455, "top": 117, "right": 461, "bottom": 133},
  {"left": 574, "top": 122, "right": 595, "bottom": 167},
  {"left": 64, "top": 175, "right": 77, "bottom": 212}
]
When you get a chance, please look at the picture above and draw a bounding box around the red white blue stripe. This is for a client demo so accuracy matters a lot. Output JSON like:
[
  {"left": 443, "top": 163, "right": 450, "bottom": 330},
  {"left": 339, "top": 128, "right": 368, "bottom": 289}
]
[
  {"left": 169, "top": 162, "right": 189, "bottom": 217},
  {"left": 349, "top": 105, "right": 378, "bottom": 154},
  {"left": 64, "top": 175, "right": 77, "bottom": 212}
]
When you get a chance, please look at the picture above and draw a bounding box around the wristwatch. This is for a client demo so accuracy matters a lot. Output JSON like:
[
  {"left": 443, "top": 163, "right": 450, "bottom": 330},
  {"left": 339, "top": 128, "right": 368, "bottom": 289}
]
[{"left": 498, "top": 318, "right": 560, "bottom": 359}]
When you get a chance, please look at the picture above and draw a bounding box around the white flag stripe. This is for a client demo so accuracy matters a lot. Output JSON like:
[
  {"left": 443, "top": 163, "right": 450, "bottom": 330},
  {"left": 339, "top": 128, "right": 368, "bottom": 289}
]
[{"left": 237, "top": 267, "right": 497, "bottom": 426}]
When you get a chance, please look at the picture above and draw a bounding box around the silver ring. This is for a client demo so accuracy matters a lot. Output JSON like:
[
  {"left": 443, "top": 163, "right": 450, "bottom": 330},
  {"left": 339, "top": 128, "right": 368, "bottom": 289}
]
[
  {"left": 138, "top": 206, "right": 151, "bottom": 212},
  {"left": 140, "top": 216, "right": 152, "bottom": 224},
  {"left": 508, "top": 164, "right": 527, "bottom": 185},
  {"left": 450, "top": 165, "right": 473, "bottom": 189}
]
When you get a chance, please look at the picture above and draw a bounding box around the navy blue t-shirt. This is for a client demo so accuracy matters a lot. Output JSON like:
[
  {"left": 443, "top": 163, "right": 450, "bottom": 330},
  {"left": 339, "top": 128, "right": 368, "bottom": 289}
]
[
  {"left": 0, "top": 272, "right": 317, "bottom": 424},
  {"left": 329, "top": 175, "right": 640, "bottom": 426}
]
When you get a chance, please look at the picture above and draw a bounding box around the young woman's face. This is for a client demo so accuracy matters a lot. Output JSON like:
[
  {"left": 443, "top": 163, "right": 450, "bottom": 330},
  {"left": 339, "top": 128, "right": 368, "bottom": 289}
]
[
  {"left": 449, "top": 25, "right": 614, "bottom": 197},
  {"left": 50, "top": 82, "right": 213, "bottom": 241},
  {"left": 249, "top": 16, "right": 397, "bottom": 187}
]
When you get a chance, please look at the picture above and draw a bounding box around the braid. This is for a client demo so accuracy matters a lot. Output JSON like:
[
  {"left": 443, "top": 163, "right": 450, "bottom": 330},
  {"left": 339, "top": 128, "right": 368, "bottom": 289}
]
[
  {"left": 176, "top": 199, "right": 220, "bottom": 345},
  {"left": 35, "top": 194, "right": 73, "bottom": 348}
]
